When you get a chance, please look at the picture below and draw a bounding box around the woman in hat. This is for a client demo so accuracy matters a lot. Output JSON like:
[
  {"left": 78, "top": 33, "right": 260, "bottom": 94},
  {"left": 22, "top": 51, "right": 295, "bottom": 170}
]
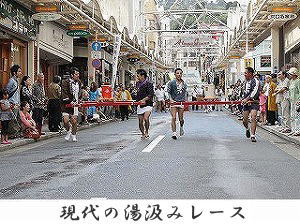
[{"left": 288, "top": 67, "right": 300, "bottom": 136}]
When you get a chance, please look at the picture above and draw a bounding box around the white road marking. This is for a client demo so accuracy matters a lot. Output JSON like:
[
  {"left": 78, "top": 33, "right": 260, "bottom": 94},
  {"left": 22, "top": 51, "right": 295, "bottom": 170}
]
[{"left": 142, "top": 135, "right": 165, "bottom": 153}]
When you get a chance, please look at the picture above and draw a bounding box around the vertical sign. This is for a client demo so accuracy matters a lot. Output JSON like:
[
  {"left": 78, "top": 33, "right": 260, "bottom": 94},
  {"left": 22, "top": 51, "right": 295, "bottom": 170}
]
[{"left": 111, "top": 34, "right": 122, "bottom": 89}]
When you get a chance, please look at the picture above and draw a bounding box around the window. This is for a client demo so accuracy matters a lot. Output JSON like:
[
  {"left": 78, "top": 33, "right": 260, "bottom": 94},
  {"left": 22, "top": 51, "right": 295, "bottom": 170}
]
[
  {"left": 188, "top": 61, "right": 197, "bottom": 67},
  {"left": 261, "top": 56, "right": 271, "bottom": 67},
  {"left": 189, "top": 52, "right": 196, "bottom": 57}
]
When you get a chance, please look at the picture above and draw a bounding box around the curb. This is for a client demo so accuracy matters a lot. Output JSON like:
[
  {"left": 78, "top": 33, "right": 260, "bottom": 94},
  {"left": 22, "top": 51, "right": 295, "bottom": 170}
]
[
  {"left": 258, "top": 124, "right": 300, "bottom": 146},
  {"left": 0, "top": 119, "right": 116, "bottom": 153}
]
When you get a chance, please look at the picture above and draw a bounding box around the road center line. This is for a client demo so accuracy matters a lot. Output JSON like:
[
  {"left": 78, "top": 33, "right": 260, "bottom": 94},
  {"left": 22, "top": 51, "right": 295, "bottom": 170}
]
[{"left": 142, "top": 135, "right": 165, "bottom": 153}]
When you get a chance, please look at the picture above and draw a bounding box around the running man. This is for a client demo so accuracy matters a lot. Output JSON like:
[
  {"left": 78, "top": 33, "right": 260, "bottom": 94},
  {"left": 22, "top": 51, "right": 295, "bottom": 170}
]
[
  {"left": 242, "top": 67, "right": 260, "bottom": 142},
  {"left": 167, "top": 68, "right": 187, "bottom": 140},
  {"left": 136, "top": 69, "right": 154, "bottom": 139},
  {"left": 61, "top": 67, "right": 81, "bottom": 142}
]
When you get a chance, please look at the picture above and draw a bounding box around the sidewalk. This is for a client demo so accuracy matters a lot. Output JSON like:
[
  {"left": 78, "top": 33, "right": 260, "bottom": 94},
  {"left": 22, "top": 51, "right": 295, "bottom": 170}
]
[
  {"left": 227, "top": 110, "right": 300, "bottom": 146},
  {"left": 0, "top": 119, "right": 115, "bottom": 153},
  {"left": 258, "top": 124, "right": 300, "bottom": 146}
]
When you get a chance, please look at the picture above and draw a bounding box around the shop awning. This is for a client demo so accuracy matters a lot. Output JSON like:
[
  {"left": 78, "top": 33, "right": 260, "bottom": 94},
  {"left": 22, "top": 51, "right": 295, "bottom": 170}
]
[{"left": 217, "top": 0, "right": 300, "bottom": 67}]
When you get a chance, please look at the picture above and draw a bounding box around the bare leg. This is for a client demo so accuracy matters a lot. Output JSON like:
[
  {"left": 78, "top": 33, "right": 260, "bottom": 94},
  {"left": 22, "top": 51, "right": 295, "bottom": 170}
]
[
  {"left": 143, "top": 111, "right": 152, "bottom": 137},
  {"left": 243, "top": 111, "right": 250, "bottom": 129},
  {"left": 170, "top": 107, "right": 178, "bottom": 132},
  {"left": 250, "top": 110, "right": 258, "bottom": 135},
  {"left": 178, "top": 108, "right": 185, "bottom": 127},
  {"left": 70, "top": 115, "right": 78, "bottom": 135},
  {"left": 138, "top": 115, "right": 145, "bottom": 136},
  {"left": 63, "top": 115, "right": 70, "bottom": 131}
]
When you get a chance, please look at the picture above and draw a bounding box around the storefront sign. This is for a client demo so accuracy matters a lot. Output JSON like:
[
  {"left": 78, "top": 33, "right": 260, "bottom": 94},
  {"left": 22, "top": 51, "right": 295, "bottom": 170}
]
[
  {"left": 173, "top": 38, "right": 211, "bottom": 48},
  {"left": 0, "top": 0, "right": 37, "bottom": 38},
  {"left": 67, "top": 24, "right": 88, "bottom": 30},
  {"left": 268, "top": 13, "right": 297, "bottom": 21},
  {"left": 67, "top": 30, "right": 90, "bottom": 37},
  {"left": 111, "top": 34, "right": 122, "bottom": 89},
  {"left": 228, "top": 56, "right": 241, "bottom": 60},
  {"left": 35, "top": 5, "right": 58, "bottom": 12},
  {"left": 32, "top": 12, "right": 62, "bottom": 22},
  {"left": 271, "top": 6, "right": 296, "bottom": 13}
]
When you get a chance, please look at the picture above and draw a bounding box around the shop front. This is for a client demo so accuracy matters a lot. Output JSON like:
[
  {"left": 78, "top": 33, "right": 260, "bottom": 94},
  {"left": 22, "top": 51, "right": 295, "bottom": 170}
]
[
  {"left": 284, "top": 15, "right": 300, "bottom": 68},
  {"left": 38, "top": 22, "right": 73, "bottom": 88},
  {"left": 0, "top": 0, "right": 37, "bottom": 88}
]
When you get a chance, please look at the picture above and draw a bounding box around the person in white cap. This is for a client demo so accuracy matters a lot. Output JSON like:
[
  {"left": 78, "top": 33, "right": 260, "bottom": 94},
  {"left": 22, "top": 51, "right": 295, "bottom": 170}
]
[
  {"left": 273, "top": 71, "right": 291, "bottom": 133},
  {"left": 288, "top": 67, "right": 300, "bottom": 136}
]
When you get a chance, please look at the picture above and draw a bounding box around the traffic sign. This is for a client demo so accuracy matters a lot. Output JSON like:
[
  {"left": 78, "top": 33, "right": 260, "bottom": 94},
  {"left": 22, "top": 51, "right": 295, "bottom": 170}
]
[
  {"left": 91, "top": 51, "right": 101, "bottom": 59},
  {"left": 92, "top": 59, "right": 101, "bottom": 69},
  {"left": 92, "top": 42, "right": 102, "bottom": 51},
  {"left": 100, "top": 42, "right": 109, "bottom": 48}
]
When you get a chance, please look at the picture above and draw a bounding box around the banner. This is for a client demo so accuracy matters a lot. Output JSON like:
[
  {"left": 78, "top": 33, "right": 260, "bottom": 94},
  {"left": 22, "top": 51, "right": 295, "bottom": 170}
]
[
  {"left": 111, "top": 34, "right": 122, "bottom": 89},
  {"left": 0, "top": 200, "right": 300, "bottom": 223}
]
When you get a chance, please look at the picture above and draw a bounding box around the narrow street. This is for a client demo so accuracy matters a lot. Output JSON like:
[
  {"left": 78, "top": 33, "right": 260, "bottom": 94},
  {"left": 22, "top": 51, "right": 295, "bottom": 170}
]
[{"left": 1, "top": 111, "right": 300, "bottom": 199}]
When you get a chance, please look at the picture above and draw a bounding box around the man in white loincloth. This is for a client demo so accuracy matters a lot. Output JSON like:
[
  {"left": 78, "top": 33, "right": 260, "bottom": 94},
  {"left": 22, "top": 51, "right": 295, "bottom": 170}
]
[
  {"left": 167, "top": 68, "right": 187, "bottom": 140},
  {"left": 136, "top": 69, "right": 154, "bottom": 139}
]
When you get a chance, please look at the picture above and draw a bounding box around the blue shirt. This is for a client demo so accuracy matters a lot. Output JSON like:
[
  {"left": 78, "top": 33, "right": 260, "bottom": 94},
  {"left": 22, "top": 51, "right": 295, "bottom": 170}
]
[
  {"left": 6, "top": 76, "right": 20, "bottom": 105},
  {"left": 167, "top": 79, "right": 187, "bottom": 102}
]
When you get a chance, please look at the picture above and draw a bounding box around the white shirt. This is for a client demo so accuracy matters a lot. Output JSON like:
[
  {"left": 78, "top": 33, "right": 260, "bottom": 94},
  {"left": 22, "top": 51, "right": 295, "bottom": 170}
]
[
  {"left": 263, "top": 83, "right": 270, "bottom": 97},
  {"left": 71, "top": 80, "right": 80, "bottom": 103},
  {"left": 120, "top": 91, "right": 127, "bottom": 100},
  {"left": 155, "top": 89, "right": 165, "bottom": 101},
  {"left": 276, "top": 78, "right": 290, "bottom": 101}
]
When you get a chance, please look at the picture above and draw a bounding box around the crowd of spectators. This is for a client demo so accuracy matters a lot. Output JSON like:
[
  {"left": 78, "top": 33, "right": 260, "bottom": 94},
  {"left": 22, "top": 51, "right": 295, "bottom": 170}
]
[{"left": 228, "top": 67, "right": 300, "bottom": 136}]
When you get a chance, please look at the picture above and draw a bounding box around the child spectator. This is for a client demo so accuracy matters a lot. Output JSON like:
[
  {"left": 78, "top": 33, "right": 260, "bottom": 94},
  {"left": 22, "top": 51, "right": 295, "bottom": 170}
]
[
  {"left": 0, "top": 90, "right": 13, "bottom": 144},
  {"left": 259, "top": 89, "right": 267, "bottom": 125}
]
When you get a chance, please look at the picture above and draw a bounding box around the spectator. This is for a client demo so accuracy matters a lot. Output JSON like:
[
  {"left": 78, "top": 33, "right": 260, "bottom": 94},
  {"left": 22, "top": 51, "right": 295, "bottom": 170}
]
[
  {"left": 47, "top": 75, "right": 61, "bottom": 132},
  {"left": 19, "top": 101, "right": 40, "bottom": 140},
  {"left": 20, "top": 76, "right": 33, "bottom": 108},
  {"left": 0, "top": 90, "right": 13, "bottom": 144},
  {"left": 273, "top": 71, "right": 291, "bottom": 133},
  {"left": 32, "top": 73, "right": 47, "bottom": 135},
  {"left": 259, "top": 89, "right": 267, "bottom": 125},
  {"left": 6, "top": 65, "right": 21, "bottom": 106},
  {"left": 265, "top": 75, "right": 277, "bottom": 125},
  {"left": 288, "top": 67, "right": 300, "bottom": 136},
  {"left": 6, "top": 65, "right": 22, "bottom": 137},
  {"left": 191, "top": 85, "right": 199, "bottom": 111},
  {"left": 215, "top": 86, "right": 224, "bottom": 111},
  {"left": 155, "top": 85, "right": 165, "bottom": 112},
  {"left": 117, "top": 86, "right": 132, "bottom": 121},
  {"left": 80, "top": 86, "right": 89, "bottom": 124},
  {"left": 88, "top": 82, "right": 100, "bottom": 119}
]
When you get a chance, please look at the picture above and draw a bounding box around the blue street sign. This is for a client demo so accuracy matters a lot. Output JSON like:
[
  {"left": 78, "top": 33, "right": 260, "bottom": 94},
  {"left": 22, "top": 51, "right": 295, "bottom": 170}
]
[
  {"left": 92, "top": 42, "right": 102, "bottom": 51},
  {"left": 92, "top": 59, "right": 101, "bottom": 69}
]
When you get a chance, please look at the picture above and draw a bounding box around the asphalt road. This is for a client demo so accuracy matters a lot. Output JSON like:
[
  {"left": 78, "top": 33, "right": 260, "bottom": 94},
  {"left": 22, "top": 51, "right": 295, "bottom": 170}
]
[{"left": 0, "top": 110, "right": 300, "bottom": 199}]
